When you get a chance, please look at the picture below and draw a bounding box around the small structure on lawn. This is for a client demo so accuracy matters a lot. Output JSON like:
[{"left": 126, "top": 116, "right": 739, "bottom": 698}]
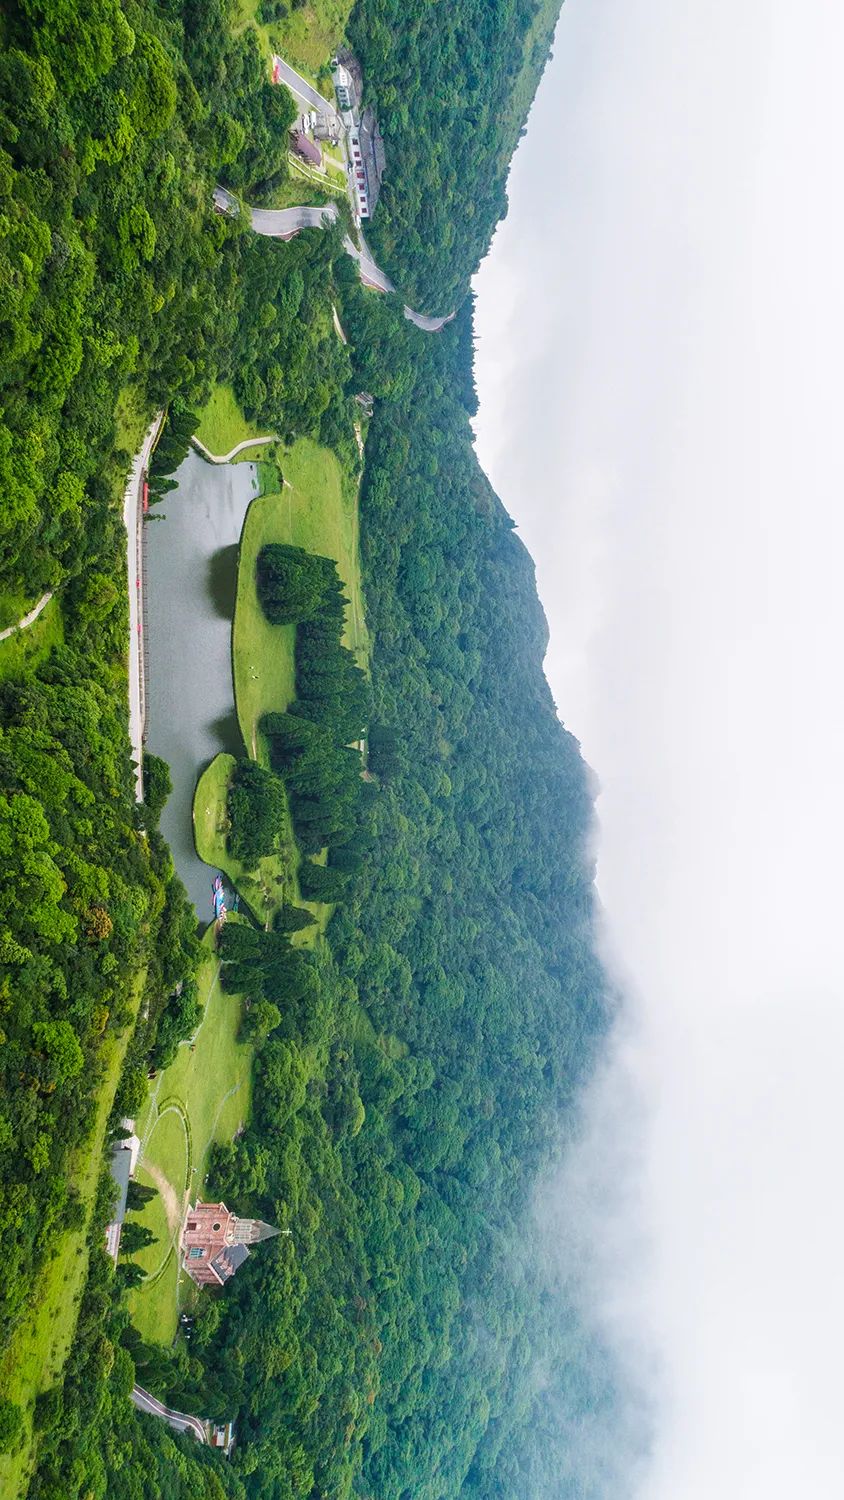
[
  {"left": 104, "top": 1131, "right": 141, "bottom": 1261},
  {"left": 212, "top": 874, "right": 227, "bottom": 927},
  {"left": 180, "top": 1201, "right": 280, "bottom": 1288},
  {"left": 290, "top": 129, "right": 322, "bottom": 168}
]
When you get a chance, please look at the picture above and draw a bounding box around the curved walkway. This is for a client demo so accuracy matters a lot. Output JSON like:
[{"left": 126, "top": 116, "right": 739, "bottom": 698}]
[
  {"left": 213, "top": 186, "right": 454, "bottom": 333},
  {"left": 131, "top": 1384, "right": 208, "bottom": 1444},
  {"left": 0, "top": 591, "right": 53, "bottom": 643},
  {"left": 192, "top": 433, "right": 277, "bottom": 464}
]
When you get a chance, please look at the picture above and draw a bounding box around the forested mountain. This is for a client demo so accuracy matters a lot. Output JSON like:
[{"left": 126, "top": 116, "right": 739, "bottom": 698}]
[
  {"left": 0, "top": 0, "right": 622, "bottom": 1495},
  {"left": 185, "top": 293, "right": 614, "bottom": 1498},
  {"left": 349, "top": 0, "right": 562, "bottom": 313}
]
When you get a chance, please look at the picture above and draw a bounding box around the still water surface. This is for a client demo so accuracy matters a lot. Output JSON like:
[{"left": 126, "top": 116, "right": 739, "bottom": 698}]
[{"left": 144, "top": 449, "right": 257, "bottom": 915}]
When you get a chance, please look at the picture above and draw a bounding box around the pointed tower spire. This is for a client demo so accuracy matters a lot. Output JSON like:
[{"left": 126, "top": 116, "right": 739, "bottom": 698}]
[{"left": 229, "top": 1215, "right": 281, "bottom": 1245}]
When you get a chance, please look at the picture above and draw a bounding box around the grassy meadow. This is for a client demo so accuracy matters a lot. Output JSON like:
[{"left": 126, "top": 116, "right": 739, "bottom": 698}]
[
  {"left": 233, "top": 435, "right": 368, "bottom": 760},
  {"left": 194, "top": 381, "right": 277, "bottom": 462},
  {"left": 0, "top": 598, "right": 64, "bottom": 686},
  {"left": 226, "top": 436, "right": 367, "bottom": 939},
  {"left": 0, "top": 968, "right": 147, "bottom": 1500},
  {"left": 127, "top": 938, "right": 253, "bottom": 1345},
  {"left": 235, "top": 0, "right": 351, "bottom": 74}
]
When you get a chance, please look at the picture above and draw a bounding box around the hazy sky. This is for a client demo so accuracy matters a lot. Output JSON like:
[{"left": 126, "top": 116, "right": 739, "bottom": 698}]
[{"left": 473, "top": 2, "right": 844, "bottom": 1494}]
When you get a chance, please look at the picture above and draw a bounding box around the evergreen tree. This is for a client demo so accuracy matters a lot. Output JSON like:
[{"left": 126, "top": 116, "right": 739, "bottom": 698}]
[
  {"left": 274, "top": 902, "right": 317, "bottom": 934},
  {"left": 227, "top": 759, "right": 286, "bottom": 865},
  {"left": 257, "top": 544, "right": 337, "bottom": 624},
  {"left": 298, "top": 861, "right": 349, "bottom": 904}
]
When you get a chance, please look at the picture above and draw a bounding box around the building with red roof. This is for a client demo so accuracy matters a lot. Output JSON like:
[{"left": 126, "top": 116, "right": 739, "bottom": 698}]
[
  {"left": 290, "top": 130, "right": 322, "bottom": 168},
  {"left": 180, "top": 1200, "right": 280, "bottom": 1287}
]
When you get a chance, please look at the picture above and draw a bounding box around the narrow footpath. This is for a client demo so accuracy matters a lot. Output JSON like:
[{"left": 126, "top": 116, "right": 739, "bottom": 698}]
[
  {"left": 191, "top": 433, "right": 277, "bottom": 464},
  {"left": 0, "top": 591, "right": 53, "bottom": 643}
]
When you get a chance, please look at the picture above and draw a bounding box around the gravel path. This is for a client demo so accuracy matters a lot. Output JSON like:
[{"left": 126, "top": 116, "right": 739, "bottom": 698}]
[
  {"left": 0, "top": 591, "right": 53, "bottom": 642},
  {"left": 191, "top": 433, "right": 277, "bottom": 464}
]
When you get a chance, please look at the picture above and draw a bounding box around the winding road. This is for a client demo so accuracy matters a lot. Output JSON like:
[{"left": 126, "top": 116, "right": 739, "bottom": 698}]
[
  {"left": 213, "top": 187, "right": 453, "bottom": 333},
  {"left": 131, "top": 1384, "right": 208, "bottom": 1444},
  {"left": 213, "top": 186, "right": 337, "bottom": 238}
]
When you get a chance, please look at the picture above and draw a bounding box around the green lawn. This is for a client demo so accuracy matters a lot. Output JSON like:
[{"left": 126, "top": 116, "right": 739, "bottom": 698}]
[
  {"left": 265, "top": 175, "right": 335, "bottom": 211},
  {"left": 128, "top": 1168, "right": 176, "bottom": 1279},
  {"left": 193, "top": 751, "right": 294, "bottom": 928},
  {"left": 114, "top": 383, "right": 151, "bottom": 460},
  {"left": 194, "top": 381, "right": 276, "bottom": 462},
  {"left": 0, "top": 588, "right": 32, "bottom": 632},
  {"left": 233, "top": 435, "right": 367, "bottom": 757},
  {"left": 0, "top": 967, "right": 147, "bottom": 1500},
  {"left": 236, "top": 0, "right": 349, "bottom": 73},
  {"left": 0, "top": 597, "right": 63, "bottom": 685},
  {"left": 127, "top": 937, "right": 253, "bottom": 1345},
  {"left": 287, "top": 151, "right": 347, "bottom": 196},
  {"left": 230, "top": 437, "right": 367, "bottom": 939}
]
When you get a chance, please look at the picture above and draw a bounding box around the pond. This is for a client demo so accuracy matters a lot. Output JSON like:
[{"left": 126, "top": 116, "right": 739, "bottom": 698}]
[{"left": 144, "top": 448, "right": 257, "bottom": 917}]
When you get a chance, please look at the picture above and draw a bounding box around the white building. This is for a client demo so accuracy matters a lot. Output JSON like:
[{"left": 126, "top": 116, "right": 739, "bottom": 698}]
[
  {"left": 347, "top": 128, "right": 370, "bottom": 219},
  {"left": 332, "top": 62, "right": 356, "bottom": 114}
]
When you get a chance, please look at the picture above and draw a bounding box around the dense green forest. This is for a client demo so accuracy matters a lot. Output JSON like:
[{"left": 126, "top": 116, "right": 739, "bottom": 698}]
[
  {"left": 170, "top": 294, "right": 613, "bottom": 1500},
  {"left": 0, "top": 0, "right": 349, "bottom": 1485},
  {"left": 349, "top": 0, "right": 562, "bottom": 313},
  {"left": 0, "top": 0, "right": 624, "bottom": 1495}
]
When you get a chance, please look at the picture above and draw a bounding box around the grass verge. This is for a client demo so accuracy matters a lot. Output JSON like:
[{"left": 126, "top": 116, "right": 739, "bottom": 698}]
[
  {"left": 194, "top": 381, "right": 275, "bottom": 462},
  {"left": 127, "top": 935, "right": 252, "bottom": 1345},
  {"left": 0, "top": 597, "right": 64, "bottom": 685},
  {"left": 0, "top": 967, "right": 147, "bottom": 1500}
]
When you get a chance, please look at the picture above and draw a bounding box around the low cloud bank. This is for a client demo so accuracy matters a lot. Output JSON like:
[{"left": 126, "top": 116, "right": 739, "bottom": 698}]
[{"left": 475, "top": 0, "right": 844, "bottom": 1494}]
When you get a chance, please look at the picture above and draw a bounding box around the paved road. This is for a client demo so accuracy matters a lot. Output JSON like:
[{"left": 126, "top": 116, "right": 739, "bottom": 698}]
[
  {"left": 402, "top": 305, "right": 456, "bottom": 333},
  {"left": 345, "top": 236, "right": 454, "bottom": 331},
  {"left": 124, "top": 411, "right": 165, "bottom": 803},
  {"left": 213, "top": 186, "right": 337, "bottom": 238},
  {"left": 272, "top": 55, "right": 339, "bottom": 121},
  {"left": 0, "top": 591, "right": 53, "bottom": 642},
  {"left": 132, "top": 1384, "right": 207, "bottom": 1444},
  {"left": 345, "top": 234, "right": 394, "bottom": 293},
  {"left": 214, "top": 188, "right": 453, "bottom": 333},
  {"left": 252, "top": 202, "right": 338, "bottom": 235}
]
